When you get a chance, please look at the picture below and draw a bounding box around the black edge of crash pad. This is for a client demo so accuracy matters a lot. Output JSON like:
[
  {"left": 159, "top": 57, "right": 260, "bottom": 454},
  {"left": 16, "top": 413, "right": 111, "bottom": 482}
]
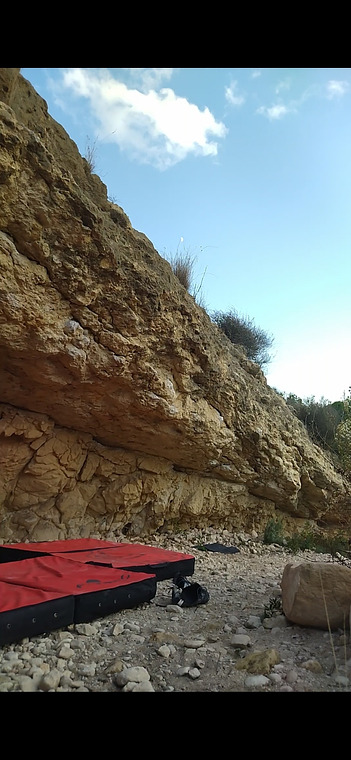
[
  {"left": 73, "top": 575, "right": 157, "bottom": 623},
  {"left": 0, "top": 582, "right": 75, "bottom": 646},
  {"left": 117, "top": 558, "right": 195, "bottom": 581},
  {"left": 84, "top": 558, "right": 195, "bottom": 582},
  {"left": 0, "top": 547, "right": 51, "bottom": 563}
]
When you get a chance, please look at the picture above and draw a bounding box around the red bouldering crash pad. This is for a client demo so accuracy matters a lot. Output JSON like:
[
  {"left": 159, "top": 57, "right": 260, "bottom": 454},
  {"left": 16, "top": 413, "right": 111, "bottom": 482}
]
[
  {"left": 0, "top": 554, "right": 156, "bottom": 630},
  {"left": 54, "top": 544, "right": 195, "bottom": 580},
  {"left": 0, "top": 539, "right": 196, "bottom": 646},
  {"left": 0, "top": 539, "right": 195, "bottom": 579},
  {"left": 0, "top": 538, "right": 118, "bottom": 563}
]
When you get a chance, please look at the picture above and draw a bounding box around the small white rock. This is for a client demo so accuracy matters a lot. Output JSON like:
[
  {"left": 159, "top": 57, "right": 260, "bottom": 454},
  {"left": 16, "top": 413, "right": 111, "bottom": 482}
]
[
  {"left": 188, "top": 668, "right": 201, "bottom": 680},
  {"left": 157, "top": 645, "right": 171, "bottom": 658},
  {"left": 244, "top": 675, "right": 270, "bottom": 687}
]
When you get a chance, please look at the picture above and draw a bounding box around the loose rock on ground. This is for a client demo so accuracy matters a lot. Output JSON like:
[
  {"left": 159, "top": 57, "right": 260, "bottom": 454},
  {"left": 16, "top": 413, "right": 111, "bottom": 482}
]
[{"left": 0, "top": 528, "right": 350, "bottom": 692}]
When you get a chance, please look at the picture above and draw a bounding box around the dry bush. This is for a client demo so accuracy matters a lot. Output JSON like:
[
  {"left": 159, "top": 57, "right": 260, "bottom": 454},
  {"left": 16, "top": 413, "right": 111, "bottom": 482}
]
[{"left": 211, "top": 308, "right": 274, "bottom": 369}]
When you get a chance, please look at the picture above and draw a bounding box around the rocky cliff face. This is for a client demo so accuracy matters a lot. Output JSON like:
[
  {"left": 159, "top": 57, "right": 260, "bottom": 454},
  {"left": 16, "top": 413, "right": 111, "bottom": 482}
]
[{"left": 0, "top": 67, "right": 350, "bottom": 543}]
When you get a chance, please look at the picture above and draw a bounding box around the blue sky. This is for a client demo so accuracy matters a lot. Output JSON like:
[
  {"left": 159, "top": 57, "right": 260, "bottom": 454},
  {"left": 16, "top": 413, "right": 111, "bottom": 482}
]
[{"left": 20, "top": 68, "right": 351, "bottom": 403}]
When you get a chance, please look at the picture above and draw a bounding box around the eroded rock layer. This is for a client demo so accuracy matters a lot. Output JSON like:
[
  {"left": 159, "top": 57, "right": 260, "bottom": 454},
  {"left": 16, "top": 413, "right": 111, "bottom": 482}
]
[{"left": 0, "top": 68, "right": 350, "bottom": 542}]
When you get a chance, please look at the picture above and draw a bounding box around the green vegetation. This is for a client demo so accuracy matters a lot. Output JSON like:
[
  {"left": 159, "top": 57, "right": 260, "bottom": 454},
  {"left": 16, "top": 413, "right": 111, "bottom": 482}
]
[
  {"left": 211, "top": 308, "right": 274, "bottom": 369},
  {"left": 335, "top": 417, "right": 351, "bottom": 472},
  {"left": 263, "top": 516, "right": 285, "bottom": 545},
  {"left": 263, "top": 596, "right": 283, "bottom": 617},
  {"left": 263, "top": 517, "right": 350, "bottom": 556},
  {"left": 283, "top": 389, "right": 351, "bottom": 474},
  {"left": 284, "top": 394, "right": 343, "bottom": 450}
]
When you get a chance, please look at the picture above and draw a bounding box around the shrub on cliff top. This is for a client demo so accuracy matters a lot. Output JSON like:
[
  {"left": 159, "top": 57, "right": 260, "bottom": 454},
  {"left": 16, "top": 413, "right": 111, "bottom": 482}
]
[{"left": 211, "top": 308, "right": 274, "bottom": 369}]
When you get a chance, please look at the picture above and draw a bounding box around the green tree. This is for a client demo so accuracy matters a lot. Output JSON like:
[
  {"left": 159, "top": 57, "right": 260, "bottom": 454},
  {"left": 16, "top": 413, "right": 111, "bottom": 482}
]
[
  {"left": 211, "top": 308, "right": 274, "bottom": 369},
  {"left": 284, "top": 394, "right": 343, "bottom": 451},
  {"left": 284, "top": 388, "right": 351, "bottom": 472},
  {"left": 334, "top": 388, "right": 351, "bottom": 471}
]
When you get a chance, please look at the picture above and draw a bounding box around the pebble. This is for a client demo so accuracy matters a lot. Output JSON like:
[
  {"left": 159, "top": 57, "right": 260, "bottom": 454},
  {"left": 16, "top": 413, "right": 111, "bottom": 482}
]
[{"left": 245, "top": 675, "right": 270, "bottom": 687}]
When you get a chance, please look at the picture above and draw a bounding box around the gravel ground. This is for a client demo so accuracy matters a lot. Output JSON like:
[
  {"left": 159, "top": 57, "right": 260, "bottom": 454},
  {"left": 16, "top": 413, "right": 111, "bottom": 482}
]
[{"left": 0, "top": 527, "right": 350, "bottom": 692}]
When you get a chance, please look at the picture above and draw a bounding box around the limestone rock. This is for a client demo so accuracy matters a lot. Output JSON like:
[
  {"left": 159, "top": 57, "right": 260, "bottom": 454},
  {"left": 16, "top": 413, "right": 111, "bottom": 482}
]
[
  {"left": 235, "top": 649, "right": 280, "bottom": 674},
  {"left": 281, "top": 561, "right": 351, "bottom": 630},
  {"left": 0, "top": 68, "right": 350, "bottom": 541}
]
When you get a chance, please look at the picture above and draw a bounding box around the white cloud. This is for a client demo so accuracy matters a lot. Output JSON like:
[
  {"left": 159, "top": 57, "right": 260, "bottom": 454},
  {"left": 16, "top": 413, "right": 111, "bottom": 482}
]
[
  {"left": 252, "top": 71, "right": 261, "bottom": 79},
  {"left": 255, "top": 79, "right": 321, "bottom": 123},
  {"left": 225, "top": 80, "right": 245, "bottom": 106},
  {"left": 60, "top": 68, "right": 227, "bottom": 170},
  {"left": 275, "top": 79, "right": 291, "bottom": 95},
  {"left": 256, "top": 104, "right": 291, "bottom": 120},
  {"left": 122, "top": 68, "right": 175, "bottom": 92},
  {"left": 326, "top": 79, "right": 350, "bottom": 99}
]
